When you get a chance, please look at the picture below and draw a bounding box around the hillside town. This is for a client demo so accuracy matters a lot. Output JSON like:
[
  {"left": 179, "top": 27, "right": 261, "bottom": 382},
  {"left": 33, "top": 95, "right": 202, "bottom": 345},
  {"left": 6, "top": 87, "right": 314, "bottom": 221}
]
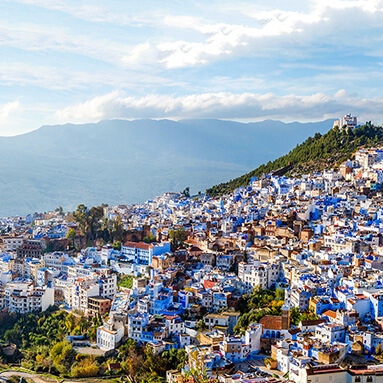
[{"left": 4, "top": 139, "right": 383, "bottom": 382}]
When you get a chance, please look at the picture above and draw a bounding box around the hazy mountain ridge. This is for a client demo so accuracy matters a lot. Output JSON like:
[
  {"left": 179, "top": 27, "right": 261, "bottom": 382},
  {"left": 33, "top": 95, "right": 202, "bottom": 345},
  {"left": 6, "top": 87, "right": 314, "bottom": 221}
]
[{"left": 0, "top": 118, "right": 332, "bottom": 216}]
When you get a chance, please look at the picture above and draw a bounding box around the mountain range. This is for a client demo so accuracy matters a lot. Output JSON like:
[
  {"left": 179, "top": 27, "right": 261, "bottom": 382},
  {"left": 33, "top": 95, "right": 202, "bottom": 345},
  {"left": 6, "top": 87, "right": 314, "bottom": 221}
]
[{"left": 0, "top": 118, "right": 333, "bottom": 216}]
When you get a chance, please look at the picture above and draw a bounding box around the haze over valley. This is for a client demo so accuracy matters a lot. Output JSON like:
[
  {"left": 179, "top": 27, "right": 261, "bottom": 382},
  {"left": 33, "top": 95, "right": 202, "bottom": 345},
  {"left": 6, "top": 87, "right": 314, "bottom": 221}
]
[{"left": 0, "top": 118, "right": 331, "bottom": 215}]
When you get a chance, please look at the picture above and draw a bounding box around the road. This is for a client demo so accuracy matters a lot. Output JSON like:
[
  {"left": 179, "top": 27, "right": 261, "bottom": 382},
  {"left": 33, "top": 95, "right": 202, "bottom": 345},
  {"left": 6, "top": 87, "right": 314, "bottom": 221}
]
[
  {"left": 0, "top": 370, "right": 124, "bottom": 383},
  {"left": 0, "top": 370, "right": 54, "bottom": 383}
]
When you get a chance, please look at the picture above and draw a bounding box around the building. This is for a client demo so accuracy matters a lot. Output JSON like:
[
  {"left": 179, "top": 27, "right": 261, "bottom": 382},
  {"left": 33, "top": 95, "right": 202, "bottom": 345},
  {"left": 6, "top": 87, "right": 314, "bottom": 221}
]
[
  {"left": 8, "top": 286, "right": 54, "bottom": 313},
  {"left": 333, "top": 114, "right": 357, "bottom": 130},
  {"left": 121, "top": 241, "right": 171, "bottom": 265},
  {"left": 88, "top": 296, "right": 111, "bottom": 317},
  {"left": 3, "top": 237, "right": 24, "bottom": 251}
]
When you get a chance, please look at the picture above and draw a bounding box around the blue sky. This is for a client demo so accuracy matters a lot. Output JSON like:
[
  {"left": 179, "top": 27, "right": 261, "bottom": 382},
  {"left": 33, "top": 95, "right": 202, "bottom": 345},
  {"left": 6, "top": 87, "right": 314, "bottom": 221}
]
[{"left": 1, "top": 0, "right": 383, "bottom": 135}]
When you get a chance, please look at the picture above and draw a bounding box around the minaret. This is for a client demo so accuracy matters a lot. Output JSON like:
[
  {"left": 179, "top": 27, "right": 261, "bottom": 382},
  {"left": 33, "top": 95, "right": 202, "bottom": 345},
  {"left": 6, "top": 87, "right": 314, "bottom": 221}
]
[
  {"left": 281, "top": 302, "right": 291, "bottom": 330},
  {"left": 281, "top": 288, "right": 291, "bottom": 330}
]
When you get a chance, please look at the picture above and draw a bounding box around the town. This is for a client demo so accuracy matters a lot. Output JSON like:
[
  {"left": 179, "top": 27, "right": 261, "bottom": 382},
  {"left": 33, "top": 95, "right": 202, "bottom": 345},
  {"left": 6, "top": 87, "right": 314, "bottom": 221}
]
[{"left": 2, "top": 120, "right": 383, "bottom": 383}]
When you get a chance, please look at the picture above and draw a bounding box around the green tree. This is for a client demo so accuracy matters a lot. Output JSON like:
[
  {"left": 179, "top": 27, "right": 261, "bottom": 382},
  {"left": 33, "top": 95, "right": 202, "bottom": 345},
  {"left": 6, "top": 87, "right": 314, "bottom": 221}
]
[
  {"left": 73, "top": 204, "right": 105, "bottom": 244},
  {"left": 65, "top": 314, "right": 75, "bottom": 333},
  {"left": 111, "top": 216, "right": 124, "bottom": 242},
  {"left": 73, "top": 204, "right": 89, "bottom": 237},
  {"left": 50, "top": 341, "right": 76, "bottom": 375},
  {"left": 88, "top": 206, "right": 104, "bottom": 239},
  {"left": 181, "top": 187, "right": 190, "bottom": 198},
  {"left": 66, "top": 228, "right": 76, "bottom": 249},
  {"left": 169, "top": 227, "right": 187, "bottom": 250}
]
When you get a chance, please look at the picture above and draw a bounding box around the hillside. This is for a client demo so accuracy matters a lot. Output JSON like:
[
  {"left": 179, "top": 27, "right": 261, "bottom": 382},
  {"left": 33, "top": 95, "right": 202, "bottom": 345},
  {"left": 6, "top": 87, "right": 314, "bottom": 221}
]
[
  {"left": 206, "top": 122, "right": 383, "bottom": 196},
  {"left": 0, "top": 118, "right": 332, "bottom": 216}
]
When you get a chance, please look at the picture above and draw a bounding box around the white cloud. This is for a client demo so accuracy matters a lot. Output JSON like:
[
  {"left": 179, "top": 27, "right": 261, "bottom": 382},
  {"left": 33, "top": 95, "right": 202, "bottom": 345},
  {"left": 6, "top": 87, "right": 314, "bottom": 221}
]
[
  {"left": 54, "top": 90, "right": 383, "bottom": 123},
  {"left": 0, "top": 100, "right": 20, "bottom": 123},
  {"left": 0, "top": 62, "right": 186, "bottom": 91},
  {"left": 8, "top": 0, "right": 150, "bottom": 26},
  {"left": 123, "top": 0, "right": 383, "bottom": 68},
  {"left": 0, "top": 22, "right": 130, "bottom": 65}
]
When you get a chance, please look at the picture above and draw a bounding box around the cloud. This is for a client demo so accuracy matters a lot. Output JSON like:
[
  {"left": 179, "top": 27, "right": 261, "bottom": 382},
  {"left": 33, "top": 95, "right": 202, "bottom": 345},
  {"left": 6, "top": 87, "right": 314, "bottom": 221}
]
[
  {"left": 123, "top": 0, "right": 383, "bottom": 68},
  {"left": 8, "top": 0, "right": 150, "bottom": 26},
  {"left": 0, "top": 100, "right": 20, "bottom": 123},
  {"left": 54, "top": 89, "right": 383, "bottom": 123},
  {"left": 0, "top": 62, "right": 186, "bottom": 91},
  {"left": 0, "top": 22, "right": 129, "bottom": 65}
]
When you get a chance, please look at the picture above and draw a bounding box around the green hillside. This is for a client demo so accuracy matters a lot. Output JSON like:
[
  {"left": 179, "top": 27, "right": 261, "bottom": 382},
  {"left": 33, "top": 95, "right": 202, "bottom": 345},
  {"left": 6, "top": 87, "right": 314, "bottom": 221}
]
[{"left": 206, "top": 122, "right": 383, "bottom": 196}]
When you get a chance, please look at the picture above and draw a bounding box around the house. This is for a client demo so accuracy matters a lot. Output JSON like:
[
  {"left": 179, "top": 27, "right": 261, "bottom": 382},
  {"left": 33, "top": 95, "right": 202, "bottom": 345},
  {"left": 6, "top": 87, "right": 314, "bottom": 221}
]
[
  {"left": 97, "top": 315, "right": 125, "bottom": 351},
  {"left": 121, "top": 241, "right": 171, "bottom": 265}
]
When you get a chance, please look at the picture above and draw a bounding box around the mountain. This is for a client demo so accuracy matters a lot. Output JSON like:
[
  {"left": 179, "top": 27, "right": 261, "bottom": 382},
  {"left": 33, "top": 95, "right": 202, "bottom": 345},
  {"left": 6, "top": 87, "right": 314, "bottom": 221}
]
[
  {"left": 206, "top": 122, "right": 383, "bottom": 196},
  {"left": 0, "top": 118, "right": 333, "bottom": 216}
]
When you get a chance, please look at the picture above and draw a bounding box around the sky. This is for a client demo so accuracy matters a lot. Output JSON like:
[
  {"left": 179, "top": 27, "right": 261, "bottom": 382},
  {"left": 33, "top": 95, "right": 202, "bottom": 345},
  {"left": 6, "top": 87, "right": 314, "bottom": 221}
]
[{"left": 1, "top": 0, "right": 383, "bottom": 135}]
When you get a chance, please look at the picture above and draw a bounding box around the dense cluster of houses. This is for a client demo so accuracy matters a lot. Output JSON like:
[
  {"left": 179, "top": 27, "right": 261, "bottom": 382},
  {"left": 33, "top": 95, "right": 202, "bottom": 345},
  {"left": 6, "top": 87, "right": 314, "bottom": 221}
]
[{"left": 2, "top": 145, "right": 383, "bottom": 382}]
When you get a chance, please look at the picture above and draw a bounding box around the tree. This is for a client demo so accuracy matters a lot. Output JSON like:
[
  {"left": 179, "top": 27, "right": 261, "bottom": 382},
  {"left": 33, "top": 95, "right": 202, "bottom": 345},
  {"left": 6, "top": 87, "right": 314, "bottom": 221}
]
[
  {"left": 4, "top": 327, "right": 20, "bottom": 343},
  {"left": 65, "top": 314, "right": 75, "bottom": 333},
  {"left": 143, "top": 233, "right": 156, "bottom": 244},
  {"left": 162, "top": 349, "right": 187, "bottom": 371},
  {"left": 88, "top": 206, "right": 104, "bottom": 240},
  {"left": 121, "top": 348, "right": 143, "bottom": 381},
  {"left": 180, "top": 350, "right": 218, "bottom": 382},
  {"left": 195, "top": 319, "right": 206, "bottom": 331},
  {"left": 71, "top": 356, "right": 99, "bottom": 378},
  {"left": 111, "top": 216, "right": 124, "bottom": 242},
  {"left": 66, "top": 229, "right": 76, "bottom": 249},
  {"left": 55, "top": 205, "right": 64, "bottom": 215},
  {"left": 50, "top": 341, "right": 76, "bottom": 374},
  {"left": 73, "top": 204, "right": 89, "bottom": 236},
  {"left": 73, "top": 204, "right": 106, "bottom": 244},
  {"left": 290, "top": 307, "right": 301, "bottom": 326},
  {"left": 169, "top": 227, "right": 187, "bottom": 250},
  {"left": 275, "top": 287, "right": 285, "bottom": 301},
  {"left": 100, "top": 217, "right": 112, "bottom": 243},
  {"left": 243, "top": 249, "right": 248, "bottom": 263}
]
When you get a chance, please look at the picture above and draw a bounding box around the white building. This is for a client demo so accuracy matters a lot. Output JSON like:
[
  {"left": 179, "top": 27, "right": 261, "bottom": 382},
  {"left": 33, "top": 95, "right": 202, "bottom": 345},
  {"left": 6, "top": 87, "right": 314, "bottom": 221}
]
[
  {"left": 333, "top": 114, "right": 357, "bottom": 130},
  {"left": 97, "top": 316, "right": 125, "bottom": 351},
  {"left": 121, "top": 241, "right": 171, "bottom": 265},
  {"left": 3, "top": 237, "right": 24, "bottom": 252},
  {"left": 7, "top": 285, "right": 54, "bottom": 313}
]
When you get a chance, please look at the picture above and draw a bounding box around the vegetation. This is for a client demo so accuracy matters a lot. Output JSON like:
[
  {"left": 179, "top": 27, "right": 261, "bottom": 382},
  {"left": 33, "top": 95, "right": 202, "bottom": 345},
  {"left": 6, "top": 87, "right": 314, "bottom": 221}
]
[
  {"left": 206, "top": 122, "right": 383, "bottom": 196},
  {"left": 290, "top": 307, "right": 319, "bottom": 326},
  {"left": 181, "top": 187, "right": 191, "bottom": 198},
  {"left": 0, "top": 308, "right": 104, "bottom": 377},
  {"left": 72, "top": 204, "right": 125, "bottom": 246},
  {"left": 234, "top": 286, "right": 285, "bottom": 334},
  {"left": 0, "top": 294, "right": 316, "bottom": 381},
  {"left": 179, "top": 349, "right": 218, "bottom": 382},
  {"left": 66, "top": 228, "right": 76, "bottom": 249},
  {"left": 169, "top": 227, "right": 187, "bottom": 251},
  {"left": 0, "top": 308, "right": 189, "bottom": 382},
  {"left": 143, "top": 233, "right": 157, "bottom": 243},
  {"left": 118, "top": 274, "right": 134, "bottom": 289}
]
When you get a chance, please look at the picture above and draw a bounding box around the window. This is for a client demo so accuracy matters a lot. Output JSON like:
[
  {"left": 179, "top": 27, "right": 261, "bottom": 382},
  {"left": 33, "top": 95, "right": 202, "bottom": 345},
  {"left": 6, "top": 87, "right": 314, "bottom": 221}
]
[
  {"left": 367, "top": 377, "right": 373, "bottom": 383},
  {"left": 355, "top": 377, "right": 361, "bottom": 383}
]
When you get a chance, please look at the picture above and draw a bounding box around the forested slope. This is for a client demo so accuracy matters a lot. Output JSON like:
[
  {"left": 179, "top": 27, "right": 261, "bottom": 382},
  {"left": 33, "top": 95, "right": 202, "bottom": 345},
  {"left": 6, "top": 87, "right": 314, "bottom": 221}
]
[{"left": 206, "top": 123, "right": 383, "bottom": 196}]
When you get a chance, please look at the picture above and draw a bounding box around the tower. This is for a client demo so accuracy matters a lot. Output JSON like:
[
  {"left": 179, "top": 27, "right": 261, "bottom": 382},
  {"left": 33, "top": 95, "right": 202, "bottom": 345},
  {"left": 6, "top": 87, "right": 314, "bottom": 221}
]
[
  {"left": 281, "top": 300, "right": 291, "bottom": 330},
  {"left": 281, "top": 287, "right": 292, "bottom": 330}
]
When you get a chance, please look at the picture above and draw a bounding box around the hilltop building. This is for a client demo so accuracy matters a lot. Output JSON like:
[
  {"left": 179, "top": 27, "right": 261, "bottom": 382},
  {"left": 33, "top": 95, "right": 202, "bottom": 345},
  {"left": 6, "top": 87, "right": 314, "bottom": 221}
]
[{"left": 333, "top": 114, "right": 357, "bottom": 130}]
